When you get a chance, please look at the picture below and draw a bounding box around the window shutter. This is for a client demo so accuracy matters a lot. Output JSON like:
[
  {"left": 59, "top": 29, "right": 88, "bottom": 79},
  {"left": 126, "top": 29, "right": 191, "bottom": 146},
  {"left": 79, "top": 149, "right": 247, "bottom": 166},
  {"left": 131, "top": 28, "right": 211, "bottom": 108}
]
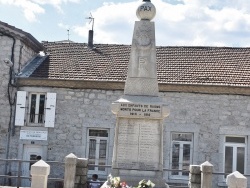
[
  {"left": 15, "top": 91, "right": 27, "bottom": 126},
  {"left": 45, "top": 93, "right": 56, "bottom": 127}
]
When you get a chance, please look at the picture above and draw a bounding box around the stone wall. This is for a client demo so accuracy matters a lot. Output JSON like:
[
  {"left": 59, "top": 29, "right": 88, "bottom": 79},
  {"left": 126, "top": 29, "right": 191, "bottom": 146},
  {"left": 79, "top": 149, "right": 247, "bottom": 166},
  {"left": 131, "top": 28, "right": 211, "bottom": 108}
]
[
  {"left": 9, "top": 87, "right": 121, "bottom": 181},
  {"left": 0, "top": 35, "right": 38, "bottom": 71},
  {"left": 0, "top": 34, "right": 36, "bottom": 158},
  {"left": 0, "top": 60, "right": 9, "bottom": 183},
  {"left": 162, "top": 92, "right": 250, "bottom": 187},
  {"left": 0, "top": 34, "right": 38, "bottom": 180},
  {"left": 0, "top": 35, "right": 16, "bottom": 160},
  {"left": 5, "top": 86, "right": 250, "bottom": 187}
]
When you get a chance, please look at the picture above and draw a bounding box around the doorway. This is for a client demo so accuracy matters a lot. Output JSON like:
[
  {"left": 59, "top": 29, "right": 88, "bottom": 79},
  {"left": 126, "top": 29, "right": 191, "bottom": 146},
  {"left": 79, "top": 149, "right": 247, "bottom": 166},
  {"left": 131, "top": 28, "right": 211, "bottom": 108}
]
[{"left": 22, "top": 145, "right": 43, "bottom": 187}]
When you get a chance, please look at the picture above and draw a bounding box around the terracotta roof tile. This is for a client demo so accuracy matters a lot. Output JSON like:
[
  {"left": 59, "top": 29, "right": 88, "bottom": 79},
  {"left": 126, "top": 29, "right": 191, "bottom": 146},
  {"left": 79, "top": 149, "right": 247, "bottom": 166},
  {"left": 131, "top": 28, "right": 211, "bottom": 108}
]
[{"left": 27, "top": 42, "right": 250, "bottom": 87}]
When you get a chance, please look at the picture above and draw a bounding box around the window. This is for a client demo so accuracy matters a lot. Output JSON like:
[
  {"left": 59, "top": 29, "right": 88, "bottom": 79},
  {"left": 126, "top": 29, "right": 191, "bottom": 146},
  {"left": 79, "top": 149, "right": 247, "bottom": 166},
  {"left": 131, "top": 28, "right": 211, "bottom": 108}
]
[
  {"left": 87, "top": 129, "right": 109, "bottom": 174},
  {"left": 170, "top": 133, "right": 193, "bottom": 178},
  {"left": 29, "top": 93, "right": 46, "bottom": 124},
  {"left": 224, "top": 136, "right": 246, "bottom": 175},
  {"left": 15, "top": 91, "right": 56, "bottom": 127}
]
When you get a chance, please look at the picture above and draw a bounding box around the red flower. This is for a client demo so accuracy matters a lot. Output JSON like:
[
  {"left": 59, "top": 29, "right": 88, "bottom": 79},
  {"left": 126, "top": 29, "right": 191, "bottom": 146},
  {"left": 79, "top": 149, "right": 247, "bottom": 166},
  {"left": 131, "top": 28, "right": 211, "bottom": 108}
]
[{"left": 120, "top": 182, "right": 127, "bottom": 187}]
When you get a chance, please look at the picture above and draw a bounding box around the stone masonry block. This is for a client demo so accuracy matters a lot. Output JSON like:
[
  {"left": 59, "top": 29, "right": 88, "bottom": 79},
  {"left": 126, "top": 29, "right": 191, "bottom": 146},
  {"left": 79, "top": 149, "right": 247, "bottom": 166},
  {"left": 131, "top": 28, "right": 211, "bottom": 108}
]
[
  {"left": 30, "top": 160, "right": 50, "bottom": 176},
  {"left": 106, "top": 91, "right": 113, "bottom": 95},
  {"left": 89, "top": 93, "right": 96, "bottom": 99},
  {"left": 98, "top": 93, "right": 106, "bottom": 99},
  {"left": 200, "top": 161, "right": 213, "bottom": 173},
  {"left": 75, "top": 176, "right": 81, "bottom": 184},
  {"left": 64, "top": 153, "right": 78, "bottom": 188},
  {"left": 188, "top": 182, "right": 201, "bottom": 188},
  {"left": 75, "top": 183, "right": 87, "bottom": 188},
  {"left": 65, "top": 153, "right": 77, "bottom": 165},
  {"left": 80, "top": 176, "right": 87, "bottom": 183},
  {"left": 189, "top": 165, "right": 201, "bottom": 174},
  {"left": 65, "top": 95, "right": 72, "bottom": 99},
  {"left": 247, "top": 104, "right": 250, "bottom": 111},
  {"left": 189, "top": 174, "right": 201, "bottom": 183},
  {"left": 226, "top": 171, "right": 247, "bottom": 188},
  {"left": 76, "top": 167, "right": 88, "bottom": 176},
  {"left": 77, "top": 158, "right": 88, "bottom": 168}
]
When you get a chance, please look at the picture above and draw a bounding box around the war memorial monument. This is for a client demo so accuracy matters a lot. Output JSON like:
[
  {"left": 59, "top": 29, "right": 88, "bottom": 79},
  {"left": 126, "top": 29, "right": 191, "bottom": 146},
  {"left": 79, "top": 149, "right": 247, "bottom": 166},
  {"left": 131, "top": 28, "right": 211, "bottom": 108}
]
[{"left": 111, "top": 0, "right": 169, "bottom": 187}]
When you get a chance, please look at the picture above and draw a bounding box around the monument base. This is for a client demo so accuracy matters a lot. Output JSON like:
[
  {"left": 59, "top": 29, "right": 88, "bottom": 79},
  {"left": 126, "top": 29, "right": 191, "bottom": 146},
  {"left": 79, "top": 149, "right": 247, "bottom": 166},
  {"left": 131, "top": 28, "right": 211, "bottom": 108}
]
[
  {"left": 111, "top": 95, "right": 169, "bottom": 188},
  {"left": 111, "top": 169, "right": 168, "bottom": 188}
]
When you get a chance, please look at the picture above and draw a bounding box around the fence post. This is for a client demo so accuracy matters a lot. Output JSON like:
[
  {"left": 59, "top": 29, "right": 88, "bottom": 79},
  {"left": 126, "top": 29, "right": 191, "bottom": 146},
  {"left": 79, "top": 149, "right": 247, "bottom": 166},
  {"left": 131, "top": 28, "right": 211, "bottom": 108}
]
[
  {"left": 75, "top": 158, "right": 88, "bottom": 188},
  {"left": 30, "top": 160, "right": 50, "bottom": 188},
  {"left": 226, "top": 171, "right": 247, "bottom": 188},
  {"left": 64, "top": 153, "right": 77, "bottom": 188},
  {"left": 189, "top": 165, "right": 201, "bottom": 188},
  {"left": 17, "top": 160, "right": 22, "bottom": 188},
  {"left": 200, "top": 161, "right": 213, "bottom": 188}
]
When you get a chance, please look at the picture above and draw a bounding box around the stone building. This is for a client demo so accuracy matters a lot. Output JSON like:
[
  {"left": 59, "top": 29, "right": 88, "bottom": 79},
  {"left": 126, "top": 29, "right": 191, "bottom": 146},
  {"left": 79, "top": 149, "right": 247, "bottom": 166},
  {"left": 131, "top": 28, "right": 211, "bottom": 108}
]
[
  {"left": 0, "top": 21, "right": 44, "bottom": 184},
  {"left": 1, "top": 20, "right": 250, "bottom": 187}
]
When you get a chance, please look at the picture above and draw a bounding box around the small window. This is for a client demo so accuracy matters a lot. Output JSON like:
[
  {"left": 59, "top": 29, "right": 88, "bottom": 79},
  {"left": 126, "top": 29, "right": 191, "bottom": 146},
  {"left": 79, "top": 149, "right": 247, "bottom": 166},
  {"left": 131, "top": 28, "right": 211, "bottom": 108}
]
[
  {"left": 170, "top": 133, "right": 193, "bottom": 179},
  {"left": 225, "top": 137, "right": 245, "bottom": 143},
  {"left": 29, "top": 93, "right": 46, "bottom": 124},
  {"left": 89, "top": 130, "right": 108, "bottom": 137},
  {"left": 15, "top": 91, "right": 56, "bottom": 127}
]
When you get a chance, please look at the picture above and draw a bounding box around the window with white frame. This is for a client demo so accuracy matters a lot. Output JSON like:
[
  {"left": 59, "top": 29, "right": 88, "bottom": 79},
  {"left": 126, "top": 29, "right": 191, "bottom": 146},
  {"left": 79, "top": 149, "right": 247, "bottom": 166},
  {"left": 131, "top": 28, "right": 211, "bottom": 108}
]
[
  {"left": 87, "top": 129, "right": 109, "bottom": 174},
  {"left": 170, "top": 133, "right": 193, "bottom": 178},
  {"left": 29, "top": 93, "right": 46, "bottom": 124},
  {"left": 224, "top": 136, "right": 246, "bottom": 175},
  {"left": 15, "top": 91, "right": 56, "bottom": 127}
]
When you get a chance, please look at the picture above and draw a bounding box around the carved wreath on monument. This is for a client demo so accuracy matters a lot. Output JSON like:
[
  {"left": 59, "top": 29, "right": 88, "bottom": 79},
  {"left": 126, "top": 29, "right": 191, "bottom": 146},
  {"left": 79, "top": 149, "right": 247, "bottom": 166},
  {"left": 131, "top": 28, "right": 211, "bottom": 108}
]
[{"left": 135, "top": 23, "right": 152, "bottom": 48}]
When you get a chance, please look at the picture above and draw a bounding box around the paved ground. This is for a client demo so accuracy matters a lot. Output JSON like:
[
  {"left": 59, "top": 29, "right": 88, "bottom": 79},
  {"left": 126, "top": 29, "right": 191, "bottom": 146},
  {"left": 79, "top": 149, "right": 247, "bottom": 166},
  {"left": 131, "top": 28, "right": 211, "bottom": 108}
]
[{"left": 0, "top": 187, "right": 29, "bottom": 188}]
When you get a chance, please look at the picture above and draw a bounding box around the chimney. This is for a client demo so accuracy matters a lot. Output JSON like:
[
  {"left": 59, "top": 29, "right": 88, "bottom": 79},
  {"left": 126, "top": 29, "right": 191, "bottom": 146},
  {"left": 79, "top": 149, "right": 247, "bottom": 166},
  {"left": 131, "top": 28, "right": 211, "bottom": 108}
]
[{"left": 88, "top": 30, "right": 94, "bottom": 48}]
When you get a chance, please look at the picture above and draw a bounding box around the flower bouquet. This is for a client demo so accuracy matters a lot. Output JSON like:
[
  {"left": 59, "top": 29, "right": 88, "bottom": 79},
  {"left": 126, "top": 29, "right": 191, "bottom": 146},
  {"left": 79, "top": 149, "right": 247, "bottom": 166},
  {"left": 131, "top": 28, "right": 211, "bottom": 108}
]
[
  {"left": 106, "top": 175, "right": 129, "bottom": 188},
  {"left": 136, "top": 179, "right": 155, "bottom": 188},
  {"left": 103, "top": 174, "right": 155, "bottom": 188}
]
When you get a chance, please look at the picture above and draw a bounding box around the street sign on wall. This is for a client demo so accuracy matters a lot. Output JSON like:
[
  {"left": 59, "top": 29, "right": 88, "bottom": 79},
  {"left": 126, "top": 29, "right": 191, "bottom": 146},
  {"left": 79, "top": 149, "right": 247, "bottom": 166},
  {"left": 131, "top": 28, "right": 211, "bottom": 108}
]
[{"left": 20, "top": 130, "right": 48, "bottom": 140}]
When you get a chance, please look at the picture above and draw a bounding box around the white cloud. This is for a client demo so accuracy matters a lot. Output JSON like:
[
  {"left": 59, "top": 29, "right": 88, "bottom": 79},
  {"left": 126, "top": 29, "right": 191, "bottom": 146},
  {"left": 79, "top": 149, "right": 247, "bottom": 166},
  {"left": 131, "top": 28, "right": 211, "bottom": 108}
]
[
  {"left": 71, "top": 0, "right": 250, "bottom": 46},
  {"left": 58, "top": 22, "right": 70, "bottom": 29},
  {"left": 2, "top": 0, "right": 250, "bottom": 46},
  {"left": 73, "top": 1, "right": 140, "bottom": 44},
  {"left": 0, "top": 0, "right": 80, "bottom": 22},
  {"left": 0, "top": 0, "right": 45, "bottom": 22},
  {"left": 31, "top": 0, "right": 80, "bottom": 13}
]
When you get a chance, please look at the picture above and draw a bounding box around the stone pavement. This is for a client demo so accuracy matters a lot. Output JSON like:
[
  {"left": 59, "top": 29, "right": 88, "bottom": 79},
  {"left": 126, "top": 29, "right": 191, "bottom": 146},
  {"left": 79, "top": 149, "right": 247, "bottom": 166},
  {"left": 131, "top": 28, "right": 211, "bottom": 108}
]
[{"left": 0, "top": 187, "right": 29, "bottom": 188}]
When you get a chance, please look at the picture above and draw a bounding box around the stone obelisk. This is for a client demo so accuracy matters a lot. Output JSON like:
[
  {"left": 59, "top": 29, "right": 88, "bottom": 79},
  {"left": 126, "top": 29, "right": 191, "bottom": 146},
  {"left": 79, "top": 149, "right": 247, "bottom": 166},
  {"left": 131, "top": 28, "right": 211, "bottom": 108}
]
[{"left": 111, "top": 0, "right": 169, "bottom": 187}]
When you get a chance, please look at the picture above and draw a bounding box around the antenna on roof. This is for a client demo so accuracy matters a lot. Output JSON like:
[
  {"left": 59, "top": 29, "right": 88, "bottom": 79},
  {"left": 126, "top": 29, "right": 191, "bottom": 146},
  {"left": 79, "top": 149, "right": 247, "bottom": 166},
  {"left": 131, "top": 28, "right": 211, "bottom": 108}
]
[
  {"left": 86, "top": 12, "right": 94, "bottom": 30},
  {"left": 86, "top": 13, "right": 95, "bottom": 49},
  {"left": 67, "top": 29, "right": 70, "bottom": 41}
]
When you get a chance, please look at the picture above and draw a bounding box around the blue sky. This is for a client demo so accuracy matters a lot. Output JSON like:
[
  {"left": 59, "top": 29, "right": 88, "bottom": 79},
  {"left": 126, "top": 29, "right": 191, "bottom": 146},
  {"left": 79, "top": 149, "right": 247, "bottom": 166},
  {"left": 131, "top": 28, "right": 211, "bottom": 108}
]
[{"left": 1, "top": 0, "right": 250, "bottom": 47}]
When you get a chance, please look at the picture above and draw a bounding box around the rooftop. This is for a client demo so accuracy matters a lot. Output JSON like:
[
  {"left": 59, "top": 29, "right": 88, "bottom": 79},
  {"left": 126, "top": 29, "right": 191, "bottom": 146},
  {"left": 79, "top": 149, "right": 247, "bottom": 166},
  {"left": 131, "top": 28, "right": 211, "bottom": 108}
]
[{"left": 19, "top": 42, "right": 250, "bottom": 88}]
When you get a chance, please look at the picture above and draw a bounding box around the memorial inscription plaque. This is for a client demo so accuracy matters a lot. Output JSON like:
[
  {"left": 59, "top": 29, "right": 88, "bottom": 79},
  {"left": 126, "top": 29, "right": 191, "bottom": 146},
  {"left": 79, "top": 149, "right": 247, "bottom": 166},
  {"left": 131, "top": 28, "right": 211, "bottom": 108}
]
[
  {"left": 119, "top": 103, "right": 162, "bottom": 118},
  {"left": 115, "top": 118, "right": 161, "bottom": 170}
]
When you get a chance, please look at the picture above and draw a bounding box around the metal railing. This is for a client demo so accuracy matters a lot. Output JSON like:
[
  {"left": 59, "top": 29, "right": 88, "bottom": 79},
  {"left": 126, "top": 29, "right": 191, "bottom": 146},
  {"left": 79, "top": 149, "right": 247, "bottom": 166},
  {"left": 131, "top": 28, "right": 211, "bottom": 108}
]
[
  {"left": 0, "top": 158, "right": 64, "bottom": 188},
  {"left": 2, "top": 159, "right": 250, "bottom": 188}
]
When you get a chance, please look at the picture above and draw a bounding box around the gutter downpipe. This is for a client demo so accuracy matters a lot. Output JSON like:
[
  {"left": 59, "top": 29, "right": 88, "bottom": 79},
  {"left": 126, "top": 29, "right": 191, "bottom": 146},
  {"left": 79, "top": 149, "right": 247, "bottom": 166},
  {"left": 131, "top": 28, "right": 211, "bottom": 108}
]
[{"left": 1, "top": 31, "right": 16, "bottom": 185}]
